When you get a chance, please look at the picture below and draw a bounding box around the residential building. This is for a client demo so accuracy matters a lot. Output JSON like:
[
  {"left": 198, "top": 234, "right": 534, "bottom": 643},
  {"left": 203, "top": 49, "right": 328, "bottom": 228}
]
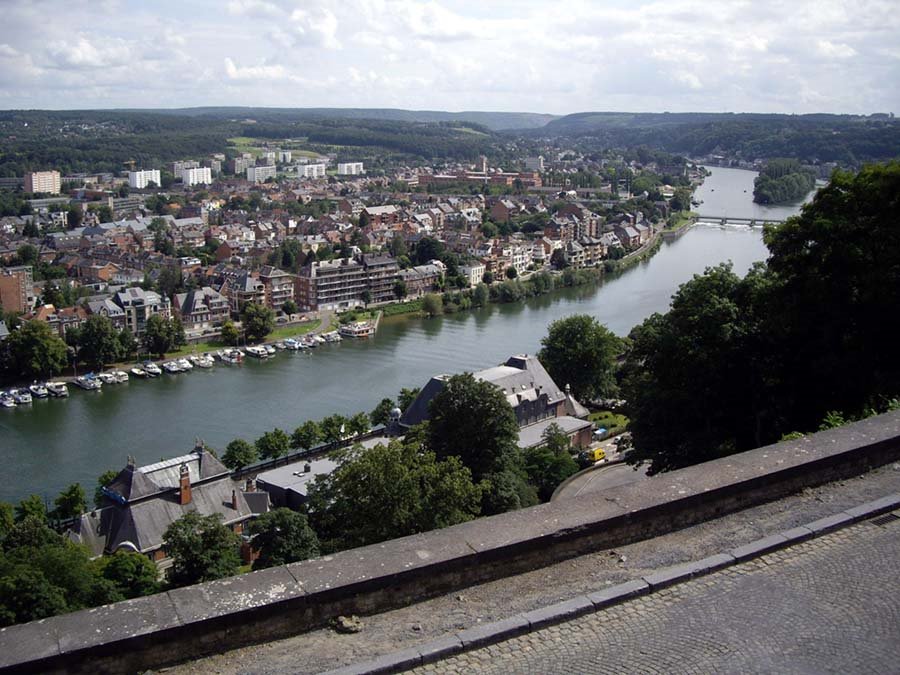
[
  {"left": 0, "top": 265, "right": 35, "bottom": 314},
  {"left": 222, "top": 270, "right": 266, "bottom": 315},
  {"left": 170, "top": 160, "right": 200, "bottom": 175},
  {"left": 296, "top": 257, "right": 368, "bottom": 311},
  {"left": 174, "top": 286, "right": 230, "bottom": 330},
  {"left": 398, "top": 261, "right": 444, "bottom": 298},
  {"left": 85, "top": 297, "right": 127, "bottom": 331},
  {"left": 113, "top": 287, "right": 171, "bottom": 335},
  {"left": 256, "top": 457, "right": 338, "bottom": 510},
  {"left": 69, "top": 444, "right": 269, "bottom": 570},
  {"left": 128, "top": 170, "right": 161, "bottom": 189},
  {"left": 361, "top": 254, "right": 400, "bottom": 304},
  {"left": 524, "top": 156, "right": 545, "bottom": 171},
  {"left": 228, "top": 157, "right": 255, "bottom": 175},
  {"left": 337, "top": 162, "right": 364, "bottom": 175},
  {"left": 26, "top": 304, "right": 87, "bottom": 339},
  {"left": 258, "top": 266, "right": 296, "bottom": 314},
  {"left": 298, "top": 164, "right": 327, "bottom": 179},
  {"left": 24, "top": 171, "right": 61, "bottom": 195},
  {"left": 363, "top": 205, "right": 401, "bottom": 226},
  {"left": 400, "top": 354, "right": 593, "bottom": 449},
  {"left": 246, "top": 165, "right": 277, "bottom": 183},
  {"left": 277, "top": 151, "right": 292, "bottom": 164},
  {"left": 182, "top": 167, "right": 212, "bottom": 187},
  {"left": 459, "top": 262, "right": 486, "bottom": 287}
]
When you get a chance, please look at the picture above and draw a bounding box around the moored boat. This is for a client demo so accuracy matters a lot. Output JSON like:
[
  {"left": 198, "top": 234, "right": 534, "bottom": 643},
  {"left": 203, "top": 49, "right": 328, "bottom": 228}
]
[
  {"left": 75, "top": 375, "right": 102, "bottom": 390},
  {"left": 265, "top": 345, "right": 276, "bottom": 356},
  {"left": 162, "top": 361, "right": 183, "bottom": 374},
  {"left": 97, "top": 372, "right": 116, "bottom": 385},
  {"left": 0, "top": 392, "right": 15, "bottom": 408},
  {"left": 112, "top": 370, "right": 129, "bottom": 383},
  {"left": 12, "top": 389, "right": 32, "bottom": 404},
  {"left": 29, "top": 382, "right": 49, "bottom": 398},
  {"left": 195, "top": 354, "right": 214, "bottom": 368},
  {"left": 143, "top": 362, "right": 162, "bottom": 377},
  {"left": 177, "top": 358, "right": 193, "bottom": 371},
  {"left": 245, "top": 345, "right": 269, "bottom": 359},
  {"left": 46, "top": 381, "right": 69, "bottom": 397},
  {"left": 339, "top": 322, "right": 375, "bottom": 338},
  {"left": 131, "top": 366, "right": 147, "bottom": 378}
]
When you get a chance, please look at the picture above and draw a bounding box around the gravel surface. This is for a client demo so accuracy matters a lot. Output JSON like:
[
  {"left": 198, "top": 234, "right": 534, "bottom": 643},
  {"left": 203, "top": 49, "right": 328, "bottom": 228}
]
[{"left": 168, "top": 463, "right": 900, "bottom": 675}]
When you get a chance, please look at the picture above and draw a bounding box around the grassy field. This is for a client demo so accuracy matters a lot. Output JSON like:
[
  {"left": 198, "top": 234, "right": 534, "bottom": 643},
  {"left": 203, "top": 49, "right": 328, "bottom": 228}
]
[
  {"left": 665, "top": 210, "right": 698, "bottom": 230},
  {"left": 588, "top": 410, "right": 629, "bottom": 435},
  {"left": 164, "top": 320, "right": 321, "bottom": 358}
]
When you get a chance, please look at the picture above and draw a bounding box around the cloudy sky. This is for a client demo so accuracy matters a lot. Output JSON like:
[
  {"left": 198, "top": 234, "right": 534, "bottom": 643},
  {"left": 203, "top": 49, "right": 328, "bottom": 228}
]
[{"left": 1, "top": 0, "right": 898, "bottom": 114}]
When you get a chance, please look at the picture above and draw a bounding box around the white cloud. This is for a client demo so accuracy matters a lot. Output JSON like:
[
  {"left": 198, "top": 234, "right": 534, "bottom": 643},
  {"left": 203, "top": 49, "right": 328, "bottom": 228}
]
[
  {"left": 224, "top": 57, "right": 287, "bottom": 81},
  {"left": 816, "top": 40, "right": 857, "bottom": 59}
]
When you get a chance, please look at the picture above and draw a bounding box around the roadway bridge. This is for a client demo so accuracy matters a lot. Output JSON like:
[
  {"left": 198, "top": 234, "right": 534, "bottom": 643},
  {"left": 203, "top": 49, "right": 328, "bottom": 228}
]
[{"left": 696, "top": 214, "right": 787, "bottom": 226}]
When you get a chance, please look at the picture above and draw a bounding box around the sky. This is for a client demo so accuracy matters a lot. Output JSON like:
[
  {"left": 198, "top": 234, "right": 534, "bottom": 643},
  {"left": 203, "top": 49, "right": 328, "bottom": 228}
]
[{"left": 1, "top": 0, "right": 898, "bottom": 115}]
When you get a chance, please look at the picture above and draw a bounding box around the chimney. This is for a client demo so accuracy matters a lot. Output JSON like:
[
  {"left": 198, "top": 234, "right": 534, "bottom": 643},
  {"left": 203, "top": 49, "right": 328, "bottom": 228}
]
[
  {"left": 178, "top": 463, "right": 192, "bottom": 505},
  {"left": 244, "top": 478, "right": 255, "bottom": 492},
  {"left": 232, "top": 489, "right": 238, "bottom": 510}
]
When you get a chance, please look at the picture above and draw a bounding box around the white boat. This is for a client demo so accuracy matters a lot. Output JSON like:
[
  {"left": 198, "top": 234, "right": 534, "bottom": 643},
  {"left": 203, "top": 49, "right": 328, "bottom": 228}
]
[
  {"left": 195, "top": 355, "right": 215, "bottom": 368},
  {"left": 264, "top": 345, "right": 276, "bottom": 355},
  {"left": 218, "top": 348, "right": 244, "bottom": 364},
  {"left": 283, "top": 338, "right": 300, "bottom": 350},
  {"left": 75, "top": 375, "right": 102, "bottom": 390},
  {"left": 29, "top": 383, "right": 49, "bottom": 398},
  {"left": 321, "top": 331, "right": 342, "bottom": 343},
  {"left": 339, "top": 322, "right": 375, "bottom": 338},
  {"left": 12, "top": 389, "right": 32, "bottom": 404},
  {"left": 162, "top": 361, "right": 183, "bottom": 374},
  {"left": 112, "top": 370, "right": 129, "bottom": 383},
  {"left": 245, "top": 345, "right": 269, "bottom": 359},
  {"left": 273, "top": 341, "right": 286, "bottom": 350},
  {"left": 97, "top": 372, "right": 117, "bottom": 385},
  {"left": 314, "top": 335, "right": 326, "bottom": 345},
  {"left": 177, "top": 358, "right": 193, "bottom": 371},
  {"left": 0, "top": 393, "right": 15, "bottom": 408},
  {"left": 131, "top": 366, "right": 147, "bottom": 378},
  {"left": 46, "top": 381, "right": 69, "bottom": 397},
  {"left": 143, "top": 362, "right": 162, "bottom": 377}
]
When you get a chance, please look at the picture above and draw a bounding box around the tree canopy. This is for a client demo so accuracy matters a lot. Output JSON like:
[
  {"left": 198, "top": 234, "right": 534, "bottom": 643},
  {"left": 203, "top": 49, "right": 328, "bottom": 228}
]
[
  {"left": 538, "top": 314, "right": 623, "bottom": 402},
  {"left": 162, "top": 512, "right": 240, "bottom": 587},
  {"left": 248, "top": 508, "right": 319, "bottom": 570},
  {"left": 241, "top": 303, "right": 275, "bottom": 343}
]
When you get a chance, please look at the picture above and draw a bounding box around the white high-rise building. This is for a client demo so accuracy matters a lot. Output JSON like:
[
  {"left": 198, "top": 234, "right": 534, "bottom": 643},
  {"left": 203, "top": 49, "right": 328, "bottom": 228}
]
[
  {"left": 277, "top": 151, "right": 292, "bottom": 163},
  {"left": 128, "top": 169, "right": 161, "bottom": 189},
  {"left": 337, "top": 162, "right": 365, "bottom": 175},
  {"left": 524, "top": 156, "right": 545, "bottom": 171},
  {"left": 182, "top": 167, "right": 212, "bottom": 187},
  {"left": 298, "top": 164, "right": 327, "bottom": 179},
  {"left": 24, "top": 171, "right": 61, "bottom": 194},
  {"left": 246, "top": 165, "right": 277, "bottom": 183}
]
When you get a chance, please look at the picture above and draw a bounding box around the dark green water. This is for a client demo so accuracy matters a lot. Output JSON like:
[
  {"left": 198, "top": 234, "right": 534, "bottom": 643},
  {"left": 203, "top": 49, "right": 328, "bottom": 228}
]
[{"left": 0, "top": 167, "right": 803, "bottom": 504}]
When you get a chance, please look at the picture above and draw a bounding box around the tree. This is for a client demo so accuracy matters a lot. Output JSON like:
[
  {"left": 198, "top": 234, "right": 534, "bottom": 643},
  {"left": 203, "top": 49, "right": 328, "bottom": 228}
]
[
  {"left": 320, "top": 414, "right": 347, "bottom": 445},
  {"left": 523, "top": 424, "right": 579, "bottom": 501},
  {"left": 77, "top": 316, "right": 123, "bottom": 369},
  {"left": 118, "top": 328, "right": 137, "bottom": 360},
  {"left": 0, "top": 569, "right": 68, "bottom": 626},
  {"left": 162, "top": 512, "right": 240, "bottom": 587},
  {"left": 307, "top": 440, "right": 482, "bottom": 553},
  {"left": 393, "top": 279, "right": 408, "bottom": 300},
  {"left": 16, "top": 244, "right": 38, "bottom": 266},
  {"left": 248, "top": 508, "right": 319, "bottom": 570},
  {"left": 99, "top": 551, "right": 160, "bottom": 599},
  {"left": 505, "top": 266, "right": 518, "bottom": 279},
  {"left": 414, "top": 237, "right": 445, "bottom": 265},
  {"left": 370, "top": 398, "right": 396, "bottom": 426},
  {"left": 242, "top": 303, "right": 274, "bottom": 343},
  {"left": 482, "top": 271, "right": 494, "bottom": 284},
  {"left": 222, "top": 438, "right": 258, "bottom": 470},
  {"left": 422, "top": 293, "right": 443, "bottom": 317},
  {"left": 348, "top": 412, "right": 370, "bottom": 437},
  {"left": 538, "top": 314, "right": 623, "bottom": 402},
  {"left": 220, "top": 320, "right": 240, "bottom": 346},
  {"left": 282, "top": 299, "right": 298, "bottom": 316},
  {"left": 398, "top": 387, "right": 420, "bottom": 412},
  {"left": 15, "top": 495, "right": 46, "bottom": 524},
  {"left": 550, "top": 248, "right": 568, "bottom": 270},
  {"left": 291, "top": 420, "right": 321, "bottom": 451},
  {"left": 7, "top": 320, "right": 68, "bottom": 378},
  {"left": 0, "top": 502, "right": 13, "bottom": 542},
  {"left": 52, "top": 483, "right": 86, "bottom": 521},
  {"left": 472, "top": 283, "right": 489, "bottom": 307},
  {"left": 142, "top": 314, "right": 175, "bottom": 357},
  {"left": 157, "top": 267, "right": 183, "bottom": 300},
  {"left": 255, "top": 428, "right": 291, "bottom": 460},
  {"left": 360, "top": 289, "right": 372, "bottom": 308},
  {"left": 94, "top": 470, "right": 118, "bottom": 509},
  {"left": 426, "top": 372, "right": 520, "bottom": 482}
]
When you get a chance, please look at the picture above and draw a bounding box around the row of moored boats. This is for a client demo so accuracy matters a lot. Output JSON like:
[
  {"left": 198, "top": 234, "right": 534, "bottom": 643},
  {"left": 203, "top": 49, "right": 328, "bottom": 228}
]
[{"left": 1, "top": 333, "right": 349, "bottom": 408}]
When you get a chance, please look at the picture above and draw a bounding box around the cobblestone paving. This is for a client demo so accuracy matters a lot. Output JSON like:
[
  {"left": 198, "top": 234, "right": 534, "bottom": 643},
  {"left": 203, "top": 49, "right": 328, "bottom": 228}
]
[{"left": 415, "top": 517, "right": 900, "bottom": 674}]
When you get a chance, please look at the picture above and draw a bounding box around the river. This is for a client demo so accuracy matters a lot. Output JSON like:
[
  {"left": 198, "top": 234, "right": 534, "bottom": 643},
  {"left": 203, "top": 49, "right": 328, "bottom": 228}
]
[{"left": 0, "top": 167, "right": 812, "bottom": 504}]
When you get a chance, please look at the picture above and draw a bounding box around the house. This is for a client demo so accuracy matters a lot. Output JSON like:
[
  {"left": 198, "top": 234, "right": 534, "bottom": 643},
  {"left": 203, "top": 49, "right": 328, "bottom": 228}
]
[
  {"left": 68, "top": 444, "right": 269, "bottom": 571},
  {"left": 221, "top": 270, "right": 266, "bottom": 316},
  {"left": 25, "top": 304, "right": 88, "bottom": 339},
  {"left": 85, "top": 297, "right": 127, "bottom": 331},
  {"left": 459, "top": 262, "right": 486, "bottom": 287},
  {"left": 490, "top": 199, "right": 519, "bottom": 223},
  {"left": 113, "top": 287, "right": 171, "bottom": 336},
  {"left": 400, "top": 354, "right": 593, "bottom": 450},
  {"left": 613, "top": 224, "right": 641, "bottom": 249},
  {"left": 258, "top": 266, "right": 296, "bottom": 314},
  {"left": 256, "top": 457, "right": 339, "bottom": 510},
  {"left": 398, "top": 262, "right": 444, "bottom": 298},
  {"left": 174, "top": 287, "right": 230, "bottom": 331}
]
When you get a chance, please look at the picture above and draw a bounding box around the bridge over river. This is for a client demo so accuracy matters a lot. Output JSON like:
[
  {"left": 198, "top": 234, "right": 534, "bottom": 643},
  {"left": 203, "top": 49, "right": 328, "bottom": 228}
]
[{"left": 695, "top": 214, "right": 787, "bottom": 226}]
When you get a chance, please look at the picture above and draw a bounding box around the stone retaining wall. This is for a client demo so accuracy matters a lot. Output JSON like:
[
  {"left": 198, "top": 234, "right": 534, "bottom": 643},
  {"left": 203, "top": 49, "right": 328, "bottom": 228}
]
[{"left": 3, "top": 410, "right": 900, "bottom": 674}]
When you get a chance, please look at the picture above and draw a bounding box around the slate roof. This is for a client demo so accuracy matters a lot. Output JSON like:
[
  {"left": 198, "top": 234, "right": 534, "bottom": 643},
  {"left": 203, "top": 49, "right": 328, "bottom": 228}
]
[{"left": 517, "top": 416, "right": 593, "bottom": 449}]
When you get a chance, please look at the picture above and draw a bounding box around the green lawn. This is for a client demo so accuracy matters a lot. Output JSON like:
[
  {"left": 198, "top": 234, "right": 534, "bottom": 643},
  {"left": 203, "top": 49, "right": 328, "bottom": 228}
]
[
  {"left": 588, "top": 410, "right": 629, "bottom": 435},
  {"left": 665, "top": 210, "right": 697, "bottom": 230}
]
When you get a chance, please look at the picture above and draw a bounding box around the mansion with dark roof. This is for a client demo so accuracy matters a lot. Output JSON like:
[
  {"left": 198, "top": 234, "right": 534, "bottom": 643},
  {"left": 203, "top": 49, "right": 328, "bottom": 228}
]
[
  {"left": 400, "top": 354, "right": 593, "bottom": 450},
  {"left": 69, "top": 444, "right": 269, "bottom": 570}
]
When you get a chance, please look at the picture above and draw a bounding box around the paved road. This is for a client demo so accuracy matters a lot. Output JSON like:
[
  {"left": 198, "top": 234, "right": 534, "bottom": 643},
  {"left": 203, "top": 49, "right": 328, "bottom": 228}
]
[
  {"left": 555, "top": 462, "right": 650, "bottom": 500},
  {"left": 415, "top": 515, "right": 900, "bottom": 674}
]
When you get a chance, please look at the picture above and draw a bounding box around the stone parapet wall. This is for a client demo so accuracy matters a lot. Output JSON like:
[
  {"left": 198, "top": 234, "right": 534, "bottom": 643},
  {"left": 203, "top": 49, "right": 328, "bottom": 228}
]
[{"left": 3, "top": 410, "right": 900, "bottom": 674}]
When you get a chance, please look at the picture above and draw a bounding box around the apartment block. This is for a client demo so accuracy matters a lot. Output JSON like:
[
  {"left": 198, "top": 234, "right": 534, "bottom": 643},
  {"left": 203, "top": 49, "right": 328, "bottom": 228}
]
[
  {"left": 128, "top": 169, "right": 161, "bottom": 189},
  {"left": 298, "top": 164, "right": 327, "bottom": 179},
  {"left": 0, "top": 265, "right": 35, "bottom": 314},
  {"left": 24, "top": 171, "right": 61, "bottom": 195},
  {"left": 295, "top": 253, "right": 400, "bottom": 311},
  {"left": 337, "top": 162, "right": 364, "bottom": 175},
  {"left": 182, "top": 167, "right": 212, "bottom": 187},
  {"left": 246, "top": 165, "right": 277, "bottom": 183}
]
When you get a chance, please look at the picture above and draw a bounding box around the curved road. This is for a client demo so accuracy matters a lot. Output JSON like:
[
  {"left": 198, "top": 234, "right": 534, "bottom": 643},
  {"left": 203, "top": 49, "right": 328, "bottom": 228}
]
[
  {"left": 555, "top": 462, "right": 651, "bottom": 500},
  {"left": 416, "top": 516, "right": 900, "bottom": 674}
]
